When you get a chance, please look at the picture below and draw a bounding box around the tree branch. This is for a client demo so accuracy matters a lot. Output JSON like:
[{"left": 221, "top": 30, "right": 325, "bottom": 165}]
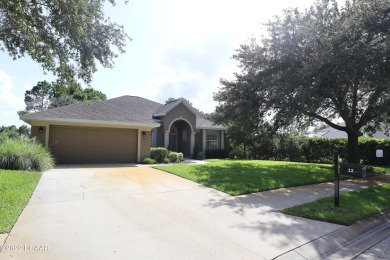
[{"left": 305, "top": 112, "right": 347, "bottom": 131}]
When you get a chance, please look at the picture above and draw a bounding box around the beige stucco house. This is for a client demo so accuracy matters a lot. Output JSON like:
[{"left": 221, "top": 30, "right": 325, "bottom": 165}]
[{"left": 20, "top": 96, "right": 226, "bottom": 164}]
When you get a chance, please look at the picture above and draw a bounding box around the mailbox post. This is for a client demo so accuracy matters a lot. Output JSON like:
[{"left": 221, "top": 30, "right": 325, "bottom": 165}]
[
  {"left": 334, "top": 151, "right": 367, "bottom": 207},
  {"left": 334, "top": 151, "right": 340, "bottom": 207}
]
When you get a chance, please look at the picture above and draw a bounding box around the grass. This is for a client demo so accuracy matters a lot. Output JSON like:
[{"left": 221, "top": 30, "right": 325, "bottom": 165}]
[
  {"left": 0, "top": 169, "right": 42, "bottom": 233},
  {"left": 374, "top": 165, "right": 390, "bottom": 173},
  {"left": 154, "top": 159, "right": 337, "bottom": 195},
  {"left": 281, "top": 183, "right": 390, "bottom": 225}
]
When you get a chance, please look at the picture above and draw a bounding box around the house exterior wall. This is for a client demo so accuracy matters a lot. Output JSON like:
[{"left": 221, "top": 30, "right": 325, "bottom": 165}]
[
  {"left": 31, "top": 126, "right": 46, "bottom": 145},
  {"left": 195, "top": 130, "right": 203, "bottom": 151},
  {"left": 140, "top": 131, "right": 151, "bottom": 161},
  {"left": 162, "top": 103, "right": 196, "bottom": 133},
  {"left": 156, "top": 125, "right": 165, "bottom": 147}
]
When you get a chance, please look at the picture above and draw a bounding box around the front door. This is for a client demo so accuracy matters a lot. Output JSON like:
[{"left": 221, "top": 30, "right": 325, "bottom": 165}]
[{"left": 169, "top": 134, "right": 177, "bottom": 151}]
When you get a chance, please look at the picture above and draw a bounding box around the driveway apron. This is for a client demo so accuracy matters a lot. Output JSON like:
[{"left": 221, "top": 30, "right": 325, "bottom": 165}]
[{"left": 0, "top": 165, "right": 344, "bottom": 260}]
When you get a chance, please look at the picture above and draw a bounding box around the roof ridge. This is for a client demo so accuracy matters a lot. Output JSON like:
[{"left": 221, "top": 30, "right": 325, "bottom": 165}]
[
  {"left": 114, "top": 95, "right": 163, "bottom": 106},
  {"left": 101, "top": 99, "right": 157, "bottom": 123}
]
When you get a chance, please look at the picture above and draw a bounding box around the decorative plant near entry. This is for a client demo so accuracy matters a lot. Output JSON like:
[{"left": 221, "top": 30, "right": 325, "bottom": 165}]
[{"left": 144, "top": 147, "right": 183, "bottom": 164}]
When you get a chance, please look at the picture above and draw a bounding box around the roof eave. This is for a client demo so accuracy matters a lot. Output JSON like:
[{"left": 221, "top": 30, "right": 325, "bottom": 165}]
[
  {"left": 153, "top": 113, "right": 166, "bottom": 117},
  {"left": 197, "top": 126, "right": 225, "bottom": 130},
  {"left": 19, "top": 116, "right": 160, "bottom": 128}
]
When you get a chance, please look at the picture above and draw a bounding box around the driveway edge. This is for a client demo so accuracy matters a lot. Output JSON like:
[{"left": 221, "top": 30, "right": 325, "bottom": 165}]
[{"left": 0, "top": 233, "right": 8, "bottom": 248}]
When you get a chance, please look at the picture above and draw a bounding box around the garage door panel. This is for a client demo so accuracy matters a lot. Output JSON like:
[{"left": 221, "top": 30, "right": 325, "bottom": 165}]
[{"left": 49, "top": 126, "right": 137, "bottom": 164}]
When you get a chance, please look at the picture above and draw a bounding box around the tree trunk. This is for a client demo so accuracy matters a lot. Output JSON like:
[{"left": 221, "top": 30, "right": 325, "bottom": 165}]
[{"left": 347, "top": 131, "right": 360, "bottom": 164}]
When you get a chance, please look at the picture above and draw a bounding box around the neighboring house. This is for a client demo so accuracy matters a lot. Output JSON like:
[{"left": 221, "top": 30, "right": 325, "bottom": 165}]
[
  {"left": 308, "top": 124, "right": 389, "bottom": 139},
  {"left": 20, "top": 96, "right": 226, "bottom": 164}
]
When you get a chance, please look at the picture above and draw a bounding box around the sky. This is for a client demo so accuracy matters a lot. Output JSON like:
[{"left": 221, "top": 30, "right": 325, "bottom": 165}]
[{"left": 0, "top": 0, "right": 316, "bottom": 127}]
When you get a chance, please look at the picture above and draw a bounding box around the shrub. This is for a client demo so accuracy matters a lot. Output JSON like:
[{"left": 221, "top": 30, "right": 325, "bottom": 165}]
[
  {"left": 168, "top": 152, "right": 183, "bottom": 163},
  {"left": 143, "top": 158, "right": 156, "bottom": 164},
  {"left": 366, "top": 165, "right": 374, "bottom": 173},
  {"left": 168, "top": 152, "right": 178, "bottom": 162},
  {"left": 228, "top": 135, "right": 389, "bottom": 165},
  {"left": 192, "top": 144, "right": 200, "bottom": 159},
  {"left": 177, "top": 152, "right": 183, "bottom": 162},
  {"left": 163, "top": 158, "right": 170, "bottom": 164},
  {"left": 0, "top": 136, "right": 54, "bottom": 172},
  {"left": 197, "top": 151, "right": 205, "bottom": 160},
  {"left": 205, "top": 149, "right": 229, "bottom": 159},
  {"left": 359, "top": 137, "right": 390, "bottom": 165},
  {"left": 150, "top": 147, "right": 169, "bottom": 163},
  {"left": 228, "top": 149, "right": 244, "bottom": 159}
]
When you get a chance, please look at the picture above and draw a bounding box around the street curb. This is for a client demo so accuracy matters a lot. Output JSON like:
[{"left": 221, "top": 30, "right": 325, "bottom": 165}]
[
  {"left": 275, "top": 210, "right": 390, "bottom": 260},
  {"left": 324, "top": 222, "right": 390, "bottom": 259}
]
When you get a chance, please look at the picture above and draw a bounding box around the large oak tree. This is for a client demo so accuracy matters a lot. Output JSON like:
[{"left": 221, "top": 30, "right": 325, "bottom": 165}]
[
  {"left": 0, "top": 0, "right": 129, "bottom": 84},
  {"left": 215, "top": 0, "right": 390, "bottom": 163}
]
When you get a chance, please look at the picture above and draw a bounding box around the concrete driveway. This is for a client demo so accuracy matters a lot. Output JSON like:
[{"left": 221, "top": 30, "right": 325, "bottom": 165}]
[{"left": 1, "top": 165, "right": 344, "bottom": 259}]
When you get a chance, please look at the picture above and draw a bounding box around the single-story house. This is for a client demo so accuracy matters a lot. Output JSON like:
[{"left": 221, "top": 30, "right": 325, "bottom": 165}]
[
  {"left": 307, "top": 124, "right": 389, "bottom": 139},
  {"left": 20, "top": 96, "right": 226, "bottom": 164}
]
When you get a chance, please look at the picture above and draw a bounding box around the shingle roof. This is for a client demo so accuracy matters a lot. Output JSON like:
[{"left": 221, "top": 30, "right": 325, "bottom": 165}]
[
  {"left": 153, "top": 99, "right": 182, "bottom": 116},
  {"left": 308, "top": 125, "right": 389, "bottom": 139},
  {"left": 196, "top": 117, "right": 225, "bottom": 130},
  {"left": 20, "top": 95, "right": 225, "bottom": 130},
  {"left": 105, "top": 96, "right": 162, "bottom": 120},
  {"left": 21, "top": 96, "right": 161, "bottom": 126},
  {"left": 152, "top": 98, "right": 199, "bottom": 117}
]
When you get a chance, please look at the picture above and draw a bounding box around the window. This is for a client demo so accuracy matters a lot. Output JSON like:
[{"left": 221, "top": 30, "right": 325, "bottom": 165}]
[
  {"left": 151, "top": 129, "right": 157, "bottom": 147},
  {"left": 206, "top": 131, "right": 219, "bottom": 150}
]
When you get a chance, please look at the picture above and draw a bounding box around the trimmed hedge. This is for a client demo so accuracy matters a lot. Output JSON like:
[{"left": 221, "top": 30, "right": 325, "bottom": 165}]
[
  {"left": 359, "top": 137, "right": 390, "bottom": 165},
  {"left": 229, "top": 136, "right": 389, "bottom": 165},
  {"left": 150, "top": 147, "right": 169, "bottom": 163},
  {"left": 205, "top": 149, "right": 230, "bottom": 159},
  {"left": 168, "top": 152, "right": 183, "bottom": 163},
  {"left": 143, "top": 158, "right": 156, "bottom": 164},
  {"left": 149, "top": 148, "right": 183, "bottom": 164}
]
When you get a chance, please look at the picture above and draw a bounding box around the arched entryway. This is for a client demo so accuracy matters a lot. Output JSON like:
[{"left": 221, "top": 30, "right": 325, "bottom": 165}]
[{"left": 165, "top": 119, "right": 194, "bottom": 157}]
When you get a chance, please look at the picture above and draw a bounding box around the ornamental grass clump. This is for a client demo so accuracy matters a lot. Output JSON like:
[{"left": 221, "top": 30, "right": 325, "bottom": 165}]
[{"left": 0, "top": 136, "right": 54, "bottom": 172}]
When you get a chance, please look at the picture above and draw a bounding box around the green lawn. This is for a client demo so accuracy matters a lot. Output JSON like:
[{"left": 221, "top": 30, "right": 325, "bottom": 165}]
[
  {"left": 154, "top": 159, "right": 337, "bottom": 195},
  {"left": 374, "top": 165, "right": 390, "bottom": 173},
  {"left": 0, "top": 170, "right": 42, "bottom": 233},
  {"left": 281, "top": 183, "right": 390, "bottom": 225}
]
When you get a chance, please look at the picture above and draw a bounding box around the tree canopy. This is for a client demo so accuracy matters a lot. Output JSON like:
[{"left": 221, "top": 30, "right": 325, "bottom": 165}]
[
  {"left": 0, "top": 125, "right": 30, "bottom": 139},
  {"left": 0, "top": 0, "right": 130, "bottom": 84},
  {"left": 19, "top": 80, "right": 107, "bottom": 114},
  {"left": 215, "top": 0, "right": 390, "bottom": 163}
]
